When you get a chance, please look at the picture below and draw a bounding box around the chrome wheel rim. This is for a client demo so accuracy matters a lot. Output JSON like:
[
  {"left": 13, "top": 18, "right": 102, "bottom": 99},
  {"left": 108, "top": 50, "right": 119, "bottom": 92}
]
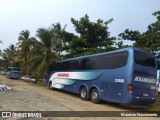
[
  {"left": 81, "top": 90, "right": 86, "bottom": 98},
  {"left": 92, "top": 92, "right": 98, "bottom": 100}
]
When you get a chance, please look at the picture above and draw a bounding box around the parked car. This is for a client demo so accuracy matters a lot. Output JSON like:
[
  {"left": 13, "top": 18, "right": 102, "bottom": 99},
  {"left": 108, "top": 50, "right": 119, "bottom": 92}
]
[
  {"left": 21, "top": 75, "right": 37, "bottom": 83},
  {"left": 0, "top": 71, "right": 6, "bottom": 75}
]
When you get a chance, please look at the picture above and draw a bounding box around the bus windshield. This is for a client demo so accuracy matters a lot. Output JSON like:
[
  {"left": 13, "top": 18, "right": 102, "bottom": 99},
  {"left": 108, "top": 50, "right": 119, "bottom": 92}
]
[
  {"left": 134, "top": 50, "right": 156, "bottom": 68},
  {"left": 7, "top": 67, "right": 20, "bottom": 71},
  {"left": 12, "top": 68, "right": 20, "bottom": 71}
]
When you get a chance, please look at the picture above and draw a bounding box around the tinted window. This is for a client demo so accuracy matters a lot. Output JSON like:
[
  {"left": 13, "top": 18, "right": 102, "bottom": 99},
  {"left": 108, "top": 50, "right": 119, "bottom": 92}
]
[
  {"left": 7, "top": 67, "right": 20, "bottom": 71},
  {"left": 102, "top": 54, "right": 113, "bottom": 69},
  {"left": 48, "top": 63, "right": 57, "bottom": 71},
  {"left": 80, "top": 56, "right": 101, "bottom": 70},
  {"left": 62, "top": 60, "right": 79, "bottom": 70},
  {"left": 7, "top": 68, "right": 12, "bottom": 71},
  {"left": 55, "top": 51, "right": 128, "bottom": 71},
  {"left": 134, "top": 50, "right": 156, "bottom": 68},
  {"left": 102, "top": 51, "right": 128, "bottom": 69},
  {"left": 13, "top": 68, "right": 20, "bottom": 71},
  {"left": 80, "top": 51, "right": 128, "bottom": 70}
]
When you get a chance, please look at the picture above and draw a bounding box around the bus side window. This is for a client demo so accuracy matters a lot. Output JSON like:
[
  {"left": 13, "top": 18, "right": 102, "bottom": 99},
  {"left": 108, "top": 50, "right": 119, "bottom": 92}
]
[
  {"left": 102, "top": 54, "right": 113, "bottom": 69},
  {"left": 56, "top": 63, "right": 63, "bottom": 70},
  {"left": 71, "top": 60, "right": 79, "bottom": 70},
  {"left": 89, "top": 56, "right": 101, "bottom": 69},
  {"left": 102, "top": 51, "right": 128, "bottom": 69},
  {"left": 62, "top": 60, "right": 79, "bottom": 70},
  {"left": 112, "top": 52, "right": 128, "bottom": 69},
  {"left": 80, "top": 56, "right": 101, "bottom": 70},
  {"left": 81, "top": 58, "right": 91, "bottom": 70}
]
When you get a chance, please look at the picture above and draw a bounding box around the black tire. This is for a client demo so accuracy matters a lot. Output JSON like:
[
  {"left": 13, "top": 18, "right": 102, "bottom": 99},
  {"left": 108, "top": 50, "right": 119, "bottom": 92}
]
[
  {"left": 49, "top": 82, "right": 53, "bottom": 90},
  {"left": 80, "top": 87, "right": 89, "bottom": 100},
  {"left": 90, "top": 88, "right": 100, "bottom": 104}
]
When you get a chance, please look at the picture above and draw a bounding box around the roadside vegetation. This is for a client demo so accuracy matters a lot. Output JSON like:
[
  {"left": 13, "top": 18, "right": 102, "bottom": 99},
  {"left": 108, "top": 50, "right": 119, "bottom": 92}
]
[{"left": 0, "top": 11, "right": 159, "bottom": 77}]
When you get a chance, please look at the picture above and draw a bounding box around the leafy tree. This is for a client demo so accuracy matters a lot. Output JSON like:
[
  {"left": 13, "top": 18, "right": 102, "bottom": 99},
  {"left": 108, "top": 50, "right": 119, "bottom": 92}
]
[
  {"left": 119, "top": 11, "right": 160, "bottom": 68},
  {"left": 119, "top": 11, "right": 160, "bottom": 51},
  {"left": 61, "top": 31, "right": 81, "bottom": 58},
  {"left": 63, "top": 14, "right": 116, "bottom": 58}
]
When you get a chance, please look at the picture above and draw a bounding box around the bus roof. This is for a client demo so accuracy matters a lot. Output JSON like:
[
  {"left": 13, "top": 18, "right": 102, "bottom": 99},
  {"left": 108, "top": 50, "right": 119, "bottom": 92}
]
[{"left": 57, "top": 47, "right": 152, "bottom": 63}]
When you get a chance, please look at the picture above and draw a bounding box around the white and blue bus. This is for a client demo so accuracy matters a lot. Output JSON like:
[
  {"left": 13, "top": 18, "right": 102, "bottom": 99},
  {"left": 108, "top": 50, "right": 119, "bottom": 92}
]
[
  {"left": 45, "top": 48, "right": 157, "bottom": 104},
  {"left": 6, "top": 67, "right": 20, "bottom": 79}
]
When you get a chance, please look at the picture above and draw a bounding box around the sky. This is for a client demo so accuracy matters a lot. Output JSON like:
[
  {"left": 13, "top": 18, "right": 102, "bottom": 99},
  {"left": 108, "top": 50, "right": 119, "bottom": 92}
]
[{"left": 0, "top": 0, "right": 160, "bottom": 50}]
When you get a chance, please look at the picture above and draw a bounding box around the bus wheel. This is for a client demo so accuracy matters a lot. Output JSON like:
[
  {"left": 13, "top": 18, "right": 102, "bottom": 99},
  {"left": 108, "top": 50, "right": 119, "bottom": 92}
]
[
  {"left": 90, "top": 88, "right": 100, "bottom": 104},
  {"left": 80, "top": 87, "right": 89, "bottom": 100},
  {"left": 49, "top": 82, "right": 53, "bottom": 90}
]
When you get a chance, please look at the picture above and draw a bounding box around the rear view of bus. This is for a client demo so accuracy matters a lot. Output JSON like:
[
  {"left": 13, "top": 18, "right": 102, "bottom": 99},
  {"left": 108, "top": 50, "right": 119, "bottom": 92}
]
[
  {"left": 128, "top": 49, "right": 157, "bottom": 104},
  {"left": 6, "top": 67, "right": 20, "bottom": 79}
]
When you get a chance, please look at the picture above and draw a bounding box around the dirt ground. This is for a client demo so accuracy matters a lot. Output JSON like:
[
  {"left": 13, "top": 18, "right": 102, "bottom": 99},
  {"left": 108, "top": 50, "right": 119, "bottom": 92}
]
[{"left": 0, "top": 75, "right": 159, "bottom": 120}]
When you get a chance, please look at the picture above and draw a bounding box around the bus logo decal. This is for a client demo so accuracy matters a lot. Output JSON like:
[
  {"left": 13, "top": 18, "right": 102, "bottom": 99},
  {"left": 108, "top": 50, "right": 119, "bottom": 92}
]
[
  {"left": 49, "top": 72, "right": 102, "bottom": 89},
  {"left": 134, "top": 76, "right": 156, "bottom": 83},
  {"left": 57, "top": 73, "right": 69, "bottom": 77}
]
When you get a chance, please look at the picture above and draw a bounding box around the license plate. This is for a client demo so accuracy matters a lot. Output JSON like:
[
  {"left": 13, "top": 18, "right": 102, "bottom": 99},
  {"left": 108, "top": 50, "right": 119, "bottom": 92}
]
[{"left": 143, "top": 94, "right": 148, "bottom": 97}]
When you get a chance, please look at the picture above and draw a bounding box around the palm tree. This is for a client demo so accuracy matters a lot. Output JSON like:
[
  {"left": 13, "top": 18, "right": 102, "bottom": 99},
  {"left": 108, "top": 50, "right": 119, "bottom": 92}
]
[
  {"left": 17, "top": 30, "right": 36, "bottom": 75},
  {"left": 2, "top": 44, "right": 17, "bottom": 67},
  {"left": 52, "top": 23, "right": 66, "bottom": 56},
  {"left": 28, "top": 28, "right": 55, "bottom": 74}
]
